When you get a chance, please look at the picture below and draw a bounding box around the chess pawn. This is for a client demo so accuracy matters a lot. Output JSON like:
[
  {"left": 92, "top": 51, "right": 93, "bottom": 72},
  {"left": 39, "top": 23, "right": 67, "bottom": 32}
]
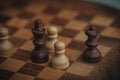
[
  {"left": 0, "top": 25, "right": 13, "bottom": 54},
  {"left": 50, "top": 41, "right": 69, "bottom": 69},
  {"left": 45, "top": 26, "right": 58, "bottom": 53},
  {"left": 31, "top": 19, "right": 49, "bottom": 63},
  {"left": 82, "top": 26, "right": 101, "bottom": 63}
]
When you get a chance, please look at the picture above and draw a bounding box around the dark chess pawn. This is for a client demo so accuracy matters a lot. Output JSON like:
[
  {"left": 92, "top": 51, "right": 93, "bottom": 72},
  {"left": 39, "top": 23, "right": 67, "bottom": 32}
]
[
  {"left": 82, "top": 26, "right": 101, "bottom": 63},
  {"left": 31, "top": 19, "right": 49, "bottom": 63}
]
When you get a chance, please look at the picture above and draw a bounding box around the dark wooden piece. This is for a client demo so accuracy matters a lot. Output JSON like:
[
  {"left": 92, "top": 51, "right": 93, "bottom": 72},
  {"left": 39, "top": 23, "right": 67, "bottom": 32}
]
[
  {"left": 31, "top": 19, "right": 49, "bottom": 63},
  {"left": 82, "top": 26, "right": 101, "bottom": 63}
]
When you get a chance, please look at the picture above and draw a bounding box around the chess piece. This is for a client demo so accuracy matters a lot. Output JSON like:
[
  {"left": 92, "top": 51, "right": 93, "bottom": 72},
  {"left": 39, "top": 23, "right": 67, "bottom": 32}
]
[
  {"left": 50, "top": 41, "right": 69, "bottom": 69},
  {"left": 45, "top": 26, "right": 58, "bottom": 53},
  {"left": 0, "top": 25, "right": 13, "bottom": 54},
  {"left": 82, "top": 26, "right": 101, "bottom": 63},
  {"left": 31, "top": 19, "right": 49, "bottom": 63}
]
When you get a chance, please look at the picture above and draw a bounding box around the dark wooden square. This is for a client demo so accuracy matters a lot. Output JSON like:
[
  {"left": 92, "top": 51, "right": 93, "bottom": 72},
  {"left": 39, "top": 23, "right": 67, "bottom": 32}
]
[
  {"left": 0, "top": 14, "right": 11, "bottom": 23},
  {"left": 75, "top": 13, "right": 93, "bottom": 22},
  {"left": 59, "top": 73, "right": 85, "bottom": 80},
  {"left": 11, "top": 49, "right": 31, "bottom": 61},
  {"left": 18, "top": 62, "right": 45, "bottom": 76},
  {"left": 0, "top": 57, "right": 6, "bottom": 64},
  {"left": 0, "top": 69, "right": 14, "bottom": 80},
  {"left": 17, "top": 11, "right": 35, "bottom": 19},
  {"left": 59, "top": 28, "right": 79, "bottom": 38},
  {"left": 43, "top": 6, "right": 61, "bottom": 15},
  {"left": 67, "top": 41, "right": 86, "bottom": 51},
  {"left": 50, "top": 18, "right": 69, "bottom": 26}
]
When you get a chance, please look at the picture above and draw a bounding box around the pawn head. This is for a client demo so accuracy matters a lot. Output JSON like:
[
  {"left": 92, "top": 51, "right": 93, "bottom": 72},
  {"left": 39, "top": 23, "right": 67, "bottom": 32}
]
[
  {"left": 55, "top": 41, "right": 65, "bottom": 51},
  {"left": 47, "top": 26, "right": 58, "bottom": 35},
  {"left": 0, "top": 25, "right": 8, "bottom": 37}
]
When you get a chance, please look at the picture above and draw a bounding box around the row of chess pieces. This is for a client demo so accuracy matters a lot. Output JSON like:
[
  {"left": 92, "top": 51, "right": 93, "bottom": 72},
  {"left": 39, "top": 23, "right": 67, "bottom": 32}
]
[{"left": 0, "top": 19, "right": 101, "bottom": 69}]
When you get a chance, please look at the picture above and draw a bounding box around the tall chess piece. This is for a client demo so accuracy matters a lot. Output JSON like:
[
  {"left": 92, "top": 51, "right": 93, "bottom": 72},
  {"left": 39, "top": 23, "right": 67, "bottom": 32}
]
[
  {"left": 0, "top": 25, "right": 13, "bottom": 54},
  {"left": 31, "top": 19, "right": 49, "bottom": 63},
  {"left": 45, "top": 26, "right": 58, "bottom": 53},
  {"left": 50, "top": 41, "right": 69, "bottom": 69},
  {"left": 82, "top": 26, "right": 101, "bottom": 63}
]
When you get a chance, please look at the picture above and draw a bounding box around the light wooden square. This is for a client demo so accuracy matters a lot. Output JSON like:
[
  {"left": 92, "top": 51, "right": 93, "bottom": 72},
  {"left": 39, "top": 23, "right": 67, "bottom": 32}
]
[
  {"left": 101, "top": 27, "right": 120, "bottom": 39},
  {"left": 20, "top": 40, "right": 34, "bottom": 51},
  {"left": 66, "top": 62, "right": 94, "bottom": 77},
  {"left": 13, "top": 28, "right": 32, "bottom": 40},
  {"left": 57, "top": 9, "right": 78, "bottom": 20},
  {"left": 37, "top": 67, "right": 64, "bottom": 80},
  {"left": 98, "top": 45, "right": 111, "bottom": 57},
  {"left": 74, "top": 31, "right": 87, "bottom": 42},
  {"left": 10, "top": 73, "right": 34, "bottom": 80},
  {"left": 0, "top": 58, "right": 25, "bottom": 72},
  {"left": 65, "top": 20, "right": 88, "bottom": 31},
  {"left": 90, "top": 16, "right": 114, "bottom": 26},
  {"left": 7, "top": 17, "right": 29, "bottom": 28}
]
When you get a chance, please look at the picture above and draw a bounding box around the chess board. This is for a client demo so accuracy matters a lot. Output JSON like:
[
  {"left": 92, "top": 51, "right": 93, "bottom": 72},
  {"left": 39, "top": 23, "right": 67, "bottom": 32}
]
[{"left": 0, "top": 0, "right": 120, "bottom": 80}]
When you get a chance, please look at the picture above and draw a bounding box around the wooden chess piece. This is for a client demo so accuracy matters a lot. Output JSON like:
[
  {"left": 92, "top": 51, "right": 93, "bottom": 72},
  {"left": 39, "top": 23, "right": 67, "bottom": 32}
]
[
  {"left": 82, "top": 26, "right": 101, "bottom": 63},
  {"left": 50, "top": 41, "right": 69, "bottom": 69},
  {"left": 31, "top": 19, "right": 49, "bottom": 63},
  {"left": 0, "top": 25, "right": 13, "bottom": 54},
  {"left": 45, "top": 26, "right": 58, "bottom": 53}
]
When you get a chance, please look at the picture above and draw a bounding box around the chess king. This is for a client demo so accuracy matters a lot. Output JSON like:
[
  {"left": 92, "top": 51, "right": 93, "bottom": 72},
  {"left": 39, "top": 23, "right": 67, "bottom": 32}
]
[{"left": 0, "top": 25, "right": 13, "bottom": 54}]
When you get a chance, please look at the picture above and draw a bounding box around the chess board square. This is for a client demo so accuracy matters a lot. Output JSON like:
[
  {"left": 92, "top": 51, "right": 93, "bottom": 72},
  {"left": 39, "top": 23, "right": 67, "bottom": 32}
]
[
  {"left": 59, "top": 28, "right": 79, "bottom": 38},
  {"left": 58, "top": 36, "right": 72, "bottom": 46},
  {"left": 7, "top": 17, "right": 29, "bottom": 28},
  {"left": 33, "top": 13, "right": 53, "bottom": 24},
  {"left": 50, "top": 18, "right": 69, "bottom": 26},
  {"left": 0, "top": 14, "right": 11, "bottom": 23},
  {"left": 0, "top": 58, "right": 25, "bottom": 72},
  {"left": 90, "top": 16, "right": 114, "bottom": 26},
  {"left": 111, "top": 17, "right": 120, "bottom": 28},
  {"left": 10, "top": 37, "right": 26, "bottom": 47},
  {"left": 18, "top": 62, "right": 45, "bottom": 76},
  {"left": 2, "top": 8, "right": 20, "bottom": 17},
  {"left": 74, "top": 31, "right": 87, "bottom": 42},
  {"left": 17, "top": 11, "right": 35, "bottom": 19},
  {"left": 66, "top": 48, "right": 81, "bottom": 61},
  {"left": 0, "top": 57, "right": 6, "bottom": 64},
  {"left": 98, "top": 36, "right": 120, "bottom": 47},
  {"left": 25, "top": 3, "right": 46, "bottom": 14},
  {"left": 101, "top": 27, "right": 120, "bottom": 39},
  {"left": 60, "top": 73, "right": 85, "bottom": 80},
  {"left": 13, "top": 28, "right": 32, "bottom": 40},
  {"left": 98, "top": 45, "right": 111, "bottom": 57},
  {"left": 66, "top": 62, "right": 94, "bottom": 77},
  {"left": 0, "top": 69, "right": 14, "bottom": 80},
  {"left": 57, "top": 9, "right": 78, "bottom": 20},
  {"left": 20, "top": 40, "right": 34, "bottom": 51},
  {"left": 24, "top": 22, "right": 33, "bottom": 29},
  {"left": 37, "top": 67, "right": 65, "bottom": 80},
  {"left": 43, "top": 6, "right": 61, "bottom": 15},
  {"left": 10, "top": 73, "right": 34, "bottom": 80},
  {"left": 6, "top": 26, "right": 18, "bottom": 35},
  {"left": 75, "top": 13, "right": 94, "bottom": 21},
  {"left": 11, "top": 49, "right": 31, "bottom": 61},
  {"left": 65, "top": 20, "right": 88, "bottom": 31},
  {"left": 67, "top": 41, "right": 86, "bottom": 51}
]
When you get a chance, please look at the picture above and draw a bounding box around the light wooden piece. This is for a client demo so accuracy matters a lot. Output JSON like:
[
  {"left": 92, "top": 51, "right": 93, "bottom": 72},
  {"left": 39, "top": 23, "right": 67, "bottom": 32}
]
[
  {"left": 45, "top": 26, "right": 58, "bottom": 53},
  {"left": 50, "top": 41, "right": 69, "bottom": 69},
  {"left": 0, "top": 25, "right": 13, "bottom": 54}
]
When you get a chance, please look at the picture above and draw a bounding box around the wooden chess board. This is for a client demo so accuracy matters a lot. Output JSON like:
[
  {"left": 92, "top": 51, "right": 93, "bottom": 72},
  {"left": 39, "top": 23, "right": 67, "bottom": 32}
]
[{"left": 0, "top": 0, "right": 120, "bottom": 80}]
